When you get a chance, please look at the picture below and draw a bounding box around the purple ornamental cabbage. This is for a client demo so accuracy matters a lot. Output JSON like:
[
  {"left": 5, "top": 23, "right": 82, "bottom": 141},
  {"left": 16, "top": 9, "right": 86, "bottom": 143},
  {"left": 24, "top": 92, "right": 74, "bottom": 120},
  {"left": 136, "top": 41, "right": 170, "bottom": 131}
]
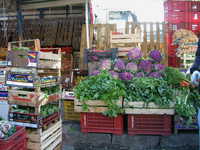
[
  {"left": 149, "top": 50, "right": 162, "bottom": 62},
  {"left": 126, "top": 62, "right": 138, "bottom": 72},
  {"left": 100, "top": 59, "right": 111, "bottom": 70},
  {"left": 138, "top": 60, "right": 152, "bottom": 73},
  {"left": 119, "top": 72, "right": 133, "bottom": 80},
  {"left": 109, "top": 71, "right": 119, "bottom": 79},
  {"left": 90, "top": 70, "right": 100, "bottom": 76},
  {"left": 135, "top": 72, "right": 145, "bottom": 78},
  {"left": 114, "top": 59, "right": 126, "bottom": 71},
  {"left": 148, "top": 72, "right": 162, "bottom": 78},
  {"left": 154, "top": 64, "right": 165, "bottom": 71},
  {"left": 127, "top": 48, "right": 142, "bottom": 60}
]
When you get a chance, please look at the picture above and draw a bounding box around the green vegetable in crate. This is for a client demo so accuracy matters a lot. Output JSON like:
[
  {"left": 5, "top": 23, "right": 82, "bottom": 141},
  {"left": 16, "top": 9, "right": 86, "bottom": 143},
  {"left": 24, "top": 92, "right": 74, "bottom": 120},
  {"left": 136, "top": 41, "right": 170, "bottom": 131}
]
[{"left": 13, "top": 47, "right": 31, "bottom": 51}]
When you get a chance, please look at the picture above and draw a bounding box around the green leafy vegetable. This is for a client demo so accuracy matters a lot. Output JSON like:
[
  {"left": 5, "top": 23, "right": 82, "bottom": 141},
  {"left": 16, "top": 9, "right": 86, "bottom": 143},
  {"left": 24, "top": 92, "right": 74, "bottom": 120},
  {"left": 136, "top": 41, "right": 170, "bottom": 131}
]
[{"left": 74, "top": 70, "right": 126, "bottom": 117}]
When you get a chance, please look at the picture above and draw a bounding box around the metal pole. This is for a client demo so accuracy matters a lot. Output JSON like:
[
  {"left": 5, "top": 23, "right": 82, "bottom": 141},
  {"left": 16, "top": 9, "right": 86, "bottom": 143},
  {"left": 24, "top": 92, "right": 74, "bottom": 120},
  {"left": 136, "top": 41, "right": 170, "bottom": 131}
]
[
  {"left": 85, "top": 0, "right": 90, "bottom": 49},
  {"left": 16, "top": 0, "right": 23, "bottom": 41}
]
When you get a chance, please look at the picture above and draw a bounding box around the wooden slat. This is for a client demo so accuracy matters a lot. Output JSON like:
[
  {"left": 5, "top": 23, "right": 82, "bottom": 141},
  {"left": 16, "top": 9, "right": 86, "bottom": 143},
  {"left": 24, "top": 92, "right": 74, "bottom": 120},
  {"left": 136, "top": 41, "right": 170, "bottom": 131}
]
[{"left": 125, "top": 108, "right": 175, "bottom": 115}]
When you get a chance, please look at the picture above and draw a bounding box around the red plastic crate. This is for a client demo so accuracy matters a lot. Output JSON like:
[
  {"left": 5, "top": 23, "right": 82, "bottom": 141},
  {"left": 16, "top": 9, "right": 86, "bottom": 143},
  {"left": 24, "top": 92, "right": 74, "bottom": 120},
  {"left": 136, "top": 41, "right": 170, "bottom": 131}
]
[
  {"left": 0, "top": 126, "right": 27, "bottom": 150},
  {"left": 128, "top": 114, "right": 173, "bottom": 136},
  {"left": 80, "top": 113, "right": 124, "bottom": 135},
  {"left": 164, "top": 1, "right": 200, "bottom": 13}
]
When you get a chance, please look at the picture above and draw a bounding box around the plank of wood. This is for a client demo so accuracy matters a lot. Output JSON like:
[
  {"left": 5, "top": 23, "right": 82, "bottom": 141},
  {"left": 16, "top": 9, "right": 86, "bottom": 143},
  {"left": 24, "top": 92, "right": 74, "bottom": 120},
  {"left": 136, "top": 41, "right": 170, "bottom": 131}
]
[
  {"left": 125, "top": 108, "right": 175, "bottom": 115},
  {"left": 74, "top": 99, "right": 122, "bottom": 106},
  {"left": 124, "top": 101, "right": 174, "bottom": 108}
]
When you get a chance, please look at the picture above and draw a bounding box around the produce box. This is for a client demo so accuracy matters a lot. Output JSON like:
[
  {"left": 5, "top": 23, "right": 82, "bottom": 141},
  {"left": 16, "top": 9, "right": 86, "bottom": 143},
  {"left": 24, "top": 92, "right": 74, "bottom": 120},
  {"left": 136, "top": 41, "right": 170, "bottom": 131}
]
[
  {"left": 7, "top": 50, "right": 61, "bottom": 69},
  {"left": 80, "top": 113, "right": 124, "bottom": 135},
  {"left": 27, "top": 120, "right": 62, "bottom": 150},
  {"left": 8, "top": 89, "right": 60, "bottom": 107},
  {"left": 124, "top": 101, "right": 175, "bottom": 115},
  {"left": 9, "top": 104, "right": 60, "bottom": 128},
  {"left": 0, "top": 126, "right": 27, "bottom": 150},
  {"left": 74, "top": 98, "right": 123, "bottom": 113},
  {"left": 63, "top": 100, "right": 80, "bottom": 121},
  {"left": 128, "top": 114, "right": 173, "bottom": 136}
]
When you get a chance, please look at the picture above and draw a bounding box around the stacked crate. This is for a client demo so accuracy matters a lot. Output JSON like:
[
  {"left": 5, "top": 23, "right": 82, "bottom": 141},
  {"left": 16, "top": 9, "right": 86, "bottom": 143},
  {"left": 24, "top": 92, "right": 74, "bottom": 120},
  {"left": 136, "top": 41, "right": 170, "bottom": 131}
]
[
  {"left": 6, "top": 40, "right": 62, "bottom": 150},
  {"left": 164, "top": 0, "right": 200, "bottom": 67},
  {"left": 0, "top": 49, "right": 9, "bottom": 120}
]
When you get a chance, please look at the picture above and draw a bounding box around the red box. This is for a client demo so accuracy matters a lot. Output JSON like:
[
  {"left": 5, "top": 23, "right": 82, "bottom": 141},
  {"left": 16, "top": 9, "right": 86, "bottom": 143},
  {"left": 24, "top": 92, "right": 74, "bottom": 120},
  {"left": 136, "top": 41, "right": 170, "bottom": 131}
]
[
  {"left": 0, "top": 126, "right": 27, "bottom": 150},
  {"left": 128, "top": 114, "right": 173, "bottom": 136},
  {"left": 80, "top": 113, "right": 124, "bottom": 135}
]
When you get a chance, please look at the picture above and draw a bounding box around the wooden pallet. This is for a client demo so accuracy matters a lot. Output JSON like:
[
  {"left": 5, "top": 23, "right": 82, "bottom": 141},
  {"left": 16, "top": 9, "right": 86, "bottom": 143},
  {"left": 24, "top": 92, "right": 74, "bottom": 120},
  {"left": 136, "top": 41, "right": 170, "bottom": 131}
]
[
  {"left": 27, "top": 120, "right": 62, "bottom": 150},
  {"left": 74, "top": 98, "right": 123, "bottom": 113},
  {"left": 124, "top": 101, "right": 175, "bottom": 115}
]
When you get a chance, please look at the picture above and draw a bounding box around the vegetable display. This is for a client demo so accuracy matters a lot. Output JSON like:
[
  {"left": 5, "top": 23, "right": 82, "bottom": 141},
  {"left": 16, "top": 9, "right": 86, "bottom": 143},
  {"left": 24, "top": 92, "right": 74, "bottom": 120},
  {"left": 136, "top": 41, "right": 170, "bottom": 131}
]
[
  {"left": 74, "top": 71, "right": 125, "bottom": 117},
  {"left": 0, "top": 121, "right": 16, "bottom": 139}
]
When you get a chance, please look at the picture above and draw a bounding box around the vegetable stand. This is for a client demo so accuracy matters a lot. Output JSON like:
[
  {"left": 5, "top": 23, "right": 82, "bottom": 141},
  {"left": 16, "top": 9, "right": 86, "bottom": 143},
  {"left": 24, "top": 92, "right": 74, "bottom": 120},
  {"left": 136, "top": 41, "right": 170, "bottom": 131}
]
[{"left": 6, "top": 41, "right": 62, "bottom": 150}]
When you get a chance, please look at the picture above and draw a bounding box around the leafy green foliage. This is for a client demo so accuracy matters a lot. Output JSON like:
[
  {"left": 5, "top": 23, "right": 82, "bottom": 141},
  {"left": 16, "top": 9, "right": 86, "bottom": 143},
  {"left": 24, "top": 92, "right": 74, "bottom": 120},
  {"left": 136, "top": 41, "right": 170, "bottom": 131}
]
[
  {"left": 74, "top": 71, "right": 126, "bottom": 117},
  {"left": 163, "top": 67, "right": 187, "bottom": 86},
  {"left": 125, "top": 77, "right": 173, "bottom": 108}
]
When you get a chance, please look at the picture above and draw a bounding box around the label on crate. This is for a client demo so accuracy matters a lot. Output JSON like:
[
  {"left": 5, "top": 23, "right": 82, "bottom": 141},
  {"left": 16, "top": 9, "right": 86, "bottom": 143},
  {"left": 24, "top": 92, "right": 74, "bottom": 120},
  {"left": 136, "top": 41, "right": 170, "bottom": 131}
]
[
  {"left": 0, "top": 61, "right": 8, "bottom": 66},
  {"left": 9, "top": 121, "right": 38, "bottom": 128},
  {"left": 6, "top": 73, "right": 34, "bottom": 87},
  {"left": 62, "top": 91, "right": 75, "bottom": 100}
]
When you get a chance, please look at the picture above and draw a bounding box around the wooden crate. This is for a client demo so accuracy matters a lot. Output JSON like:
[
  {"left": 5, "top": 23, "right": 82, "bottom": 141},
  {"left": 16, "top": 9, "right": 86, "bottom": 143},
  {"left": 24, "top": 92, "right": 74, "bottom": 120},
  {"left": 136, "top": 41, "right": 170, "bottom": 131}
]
[
  {"left": 8, "top": 89, "right": 61, "bottom": 107},
  {"left": 63, "top": 100, "right": 80, "bottom": 121},
  {"left": 124, "top": 101, "right": 175, "bottom": 115},
  {"left": 27, "top": 120, "right": 62, "bottom": 150},
  {"left": 7, "top": 49, "right": 61, "bottom": 69},
  {"left": 74, "top": 98, "right": 123, "bottom": 113},
  {"left": 8, "top": 39, "right": 41, "bottom": 51}
]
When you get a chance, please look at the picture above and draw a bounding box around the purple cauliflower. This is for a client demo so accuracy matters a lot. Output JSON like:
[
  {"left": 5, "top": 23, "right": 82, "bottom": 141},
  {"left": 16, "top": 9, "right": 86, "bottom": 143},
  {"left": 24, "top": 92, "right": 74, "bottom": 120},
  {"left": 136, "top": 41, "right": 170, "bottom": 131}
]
[
  {"left": 100, "top": 59, "right": 111, "bottom": 70},
  {"left": 114, "top": 59, "right": 126, "bottom": 71},
  {"left": 127, "top": 48, "right": 142, "bottom": 60},
  {"left": 138, "top": 60, "right": 152, "bottom": 73},
  {"left": 148, "top": 72, "right": 162, "bottom": 78},
  {"left": 154, "top": 64, "right": 165, "bottom": 71},
  {"left": 135, "top": 72, "right": 145, "bottom": 78},
  {"left": 90, "top": 70, "right": 100, "bottom": 76},
  {"left": 126, "top": 62, "right": 138, "bottom": 72},
  {"left": 109, "top": 71, "right": 119, "bottom": 79},
  {"left": 119, "top": 72, "right": 133, "bottom": 80},
  {"left": 149, "top": 50, "right": 162, "bottom": 62}
]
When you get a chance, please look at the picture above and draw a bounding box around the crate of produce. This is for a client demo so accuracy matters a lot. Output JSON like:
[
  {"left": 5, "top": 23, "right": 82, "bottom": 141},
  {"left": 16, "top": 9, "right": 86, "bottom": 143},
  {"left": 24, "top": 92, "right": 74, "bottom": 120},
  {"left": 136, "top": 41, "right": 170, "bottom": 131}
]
[
  {"left": 80, "top": 112, "right": 124, "bottom": 135},
  {"left": 0, "top": 122, "right": 27, "bottom": 150},
  {"left": 9, "top": 104, "right": 60, "bottom": 128},
  {"left": 8, "top": 88, "right": 61, "bottom": 107},
  {"left": 124, "top": 101, "right": 175, "bottom": 115},
  {"left": 128, "top": 114, "right": 173, "bottom": 136},
  {"left": 63, "top": 100, "right": 80, "bottom": 121},
  {"left": 6, "top": 68, "right": 59, "bottom": 88},
  {"left": 27, "top": 120, "right": 62, "bottom": 150},
  {"left": 74, "top": 98, "right": 123, "bottom": 113},
  {"left": 8, "top": 39, "right": 40, "bottom": 51},
  {"left": 7, "top": 50, "right": 61, "bottom": 69}
]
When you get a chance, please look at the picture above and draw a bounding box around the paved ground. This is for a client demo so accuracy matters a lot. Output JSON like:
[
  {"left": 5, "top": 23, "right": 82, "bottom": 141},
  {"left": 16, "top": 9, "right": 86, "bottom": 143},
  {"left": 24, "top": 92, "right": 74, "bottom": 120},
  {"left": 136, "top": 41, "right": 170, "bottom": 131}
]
[{"left": 61, "top": 121, "right": 199, "bottom": 150}]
